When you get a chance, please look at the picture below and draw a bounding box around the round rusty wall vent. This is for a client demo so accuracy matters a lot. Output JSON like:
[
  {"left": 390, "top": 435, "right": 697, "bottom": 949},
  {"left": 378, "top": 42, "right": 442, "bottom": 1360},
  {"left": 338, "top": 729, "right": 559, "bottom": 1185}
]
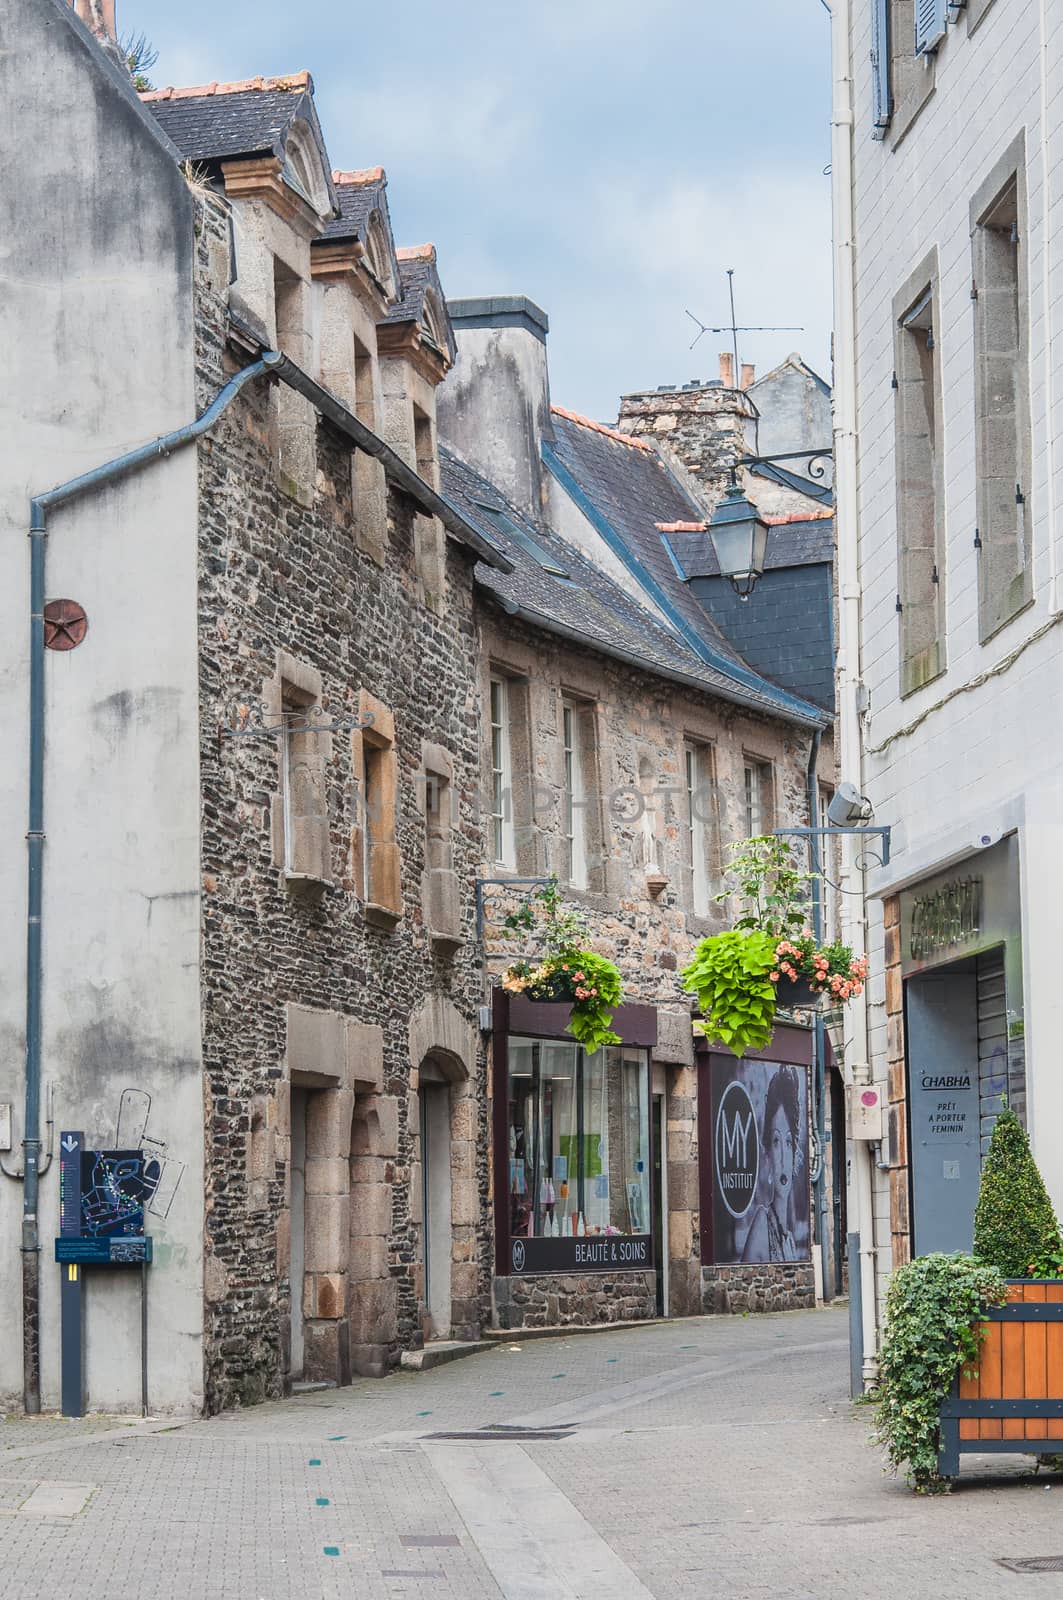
[{"left": 43, "top": 600, "right": 88, "bottom": 651}]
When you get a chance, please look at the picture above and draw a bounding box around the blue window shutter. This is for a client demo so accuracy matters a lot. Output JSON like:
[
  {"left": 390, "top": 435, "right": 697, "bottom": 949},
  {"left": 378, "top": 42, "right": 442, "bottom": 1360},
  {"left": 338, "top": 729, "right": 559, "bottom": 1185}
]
[
  {"left": 871, "top": 0, "right": 893, "bottom": 135},
  {"left": 915, "top": 0, "right": 948, "bottom": 54}
]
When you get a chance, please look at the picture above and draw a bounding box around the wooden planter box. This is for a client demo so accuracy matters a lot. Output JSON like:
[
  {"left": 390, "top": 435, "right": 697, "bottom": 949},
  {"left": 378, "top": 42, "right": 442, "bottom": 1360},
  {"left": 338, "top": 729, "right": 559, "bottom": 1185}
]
[{"left": 938, "top": 1281, "right": 1063, "bottom": 1478}]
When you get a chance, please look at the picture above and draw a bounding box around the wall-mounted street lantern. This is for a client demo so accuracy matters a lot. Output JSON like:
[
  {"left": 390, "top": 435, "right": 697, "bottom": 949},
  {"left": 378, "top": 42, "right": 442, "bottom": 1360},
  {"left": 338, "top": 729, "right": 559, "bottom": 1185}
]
[{"left": 706, "top": 477, "right": 769, "bottom": 601}]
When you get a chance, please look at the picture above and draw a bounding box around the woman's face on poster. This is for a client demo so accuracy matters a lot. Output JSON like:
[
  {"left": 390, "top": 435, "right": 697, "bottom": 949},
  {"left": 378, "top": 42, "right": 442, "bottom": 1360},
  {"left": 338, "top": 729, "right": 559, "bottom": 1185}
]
[{"left": 769, "top": 1104, "right": 795, "bottom": 1197}]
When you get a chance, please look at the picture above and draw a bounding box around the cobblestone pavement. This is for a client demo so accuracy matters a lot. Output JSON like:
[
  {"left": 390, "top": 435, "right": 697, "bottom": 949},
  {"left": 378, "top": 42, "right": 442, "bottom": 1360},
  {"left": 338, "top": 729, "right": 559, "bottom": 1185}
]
[{"left": 3, "top": 1305, "right": 1063, "bottom": 1598}]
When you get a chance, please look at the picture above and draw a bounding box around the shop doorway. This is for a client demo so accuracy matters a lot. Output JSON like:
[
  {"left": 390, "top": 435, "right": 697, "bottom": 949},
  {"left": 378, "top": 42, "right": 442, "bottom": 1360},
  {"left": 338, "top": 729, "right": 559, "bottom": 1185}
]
[
  {"left": 420, "top": 1065, "right": 453, "bottom": 1339},
  {"left": 289, "top": 1087, "right": 308, "bottom": 1381},
  {"left": 907, "top": 947, "right": 1017, "bottom": 1256},
  {"left": 652, "top": 1093, "right": 665, "bottom": 1316}
]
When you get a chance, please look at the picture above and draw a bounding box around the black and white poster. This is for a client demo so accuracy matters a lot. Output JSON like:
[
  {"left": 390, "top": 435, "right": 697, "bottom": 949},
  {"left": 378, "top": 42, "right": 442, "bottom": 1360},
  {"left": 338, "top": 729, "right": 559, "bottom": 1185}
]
[{"left": 710, "top": 1058, "right": 811, "bottom": 1265}]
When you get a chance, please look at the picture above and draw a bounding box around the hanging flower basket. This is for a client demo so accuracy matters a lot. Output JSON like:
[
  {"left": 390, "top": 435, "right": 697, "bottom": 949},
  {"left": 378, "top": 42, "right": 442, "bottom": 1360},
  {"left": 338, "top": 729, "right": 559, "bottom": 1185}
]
[
  {"left": 497, "top": 881, "right": 624, "bottom": 1056},
  {"left": 524, "top": 972, "right": 574, "bottom": 1004},
  {"left": 774, "top": 972, "right": 819, "bottom": 1009},
  {"left": 681, "top": 837, "right": 870, "bottom": 1058}
]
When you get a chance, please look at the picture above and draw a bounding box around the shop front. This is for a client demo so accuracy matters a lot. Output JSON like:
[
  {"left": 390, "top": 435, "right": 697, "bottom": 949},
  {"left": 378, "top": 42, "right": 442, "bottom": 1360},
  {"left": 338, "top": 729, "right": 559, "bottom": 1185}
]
[
  {"left": 697, "top": 1022, "right": 817, "bottom": 1314},
  {"left": 900, "top": 834, "right": 1025, "bottom": 1257},
  {"left": 491, "top": 990, "right": 658, "bottom": 1330}
]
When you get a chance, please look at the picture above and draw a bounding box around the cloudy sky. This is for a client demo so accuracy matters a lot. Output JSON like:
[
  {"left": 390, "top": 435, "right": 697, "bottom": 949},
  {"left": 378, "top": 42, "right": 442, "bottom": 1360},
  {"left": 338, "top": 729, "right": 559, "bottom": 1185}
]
[{"left": 125, "top": 0, "right": 833, "bottom": 422}]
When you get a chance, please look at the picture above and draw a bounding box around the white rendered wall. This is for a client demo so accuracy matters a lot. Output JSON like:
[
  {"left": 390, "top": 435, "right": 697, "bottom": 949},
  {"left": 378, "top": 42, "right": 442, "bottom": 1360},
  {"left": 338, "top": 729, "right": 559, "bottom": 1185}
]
[
  {"left": 847, "top": 0, "right": 1063, "bottom": 1300},
  {"left": 0, "top": 2, "right": 204, "bottom": 1410}
]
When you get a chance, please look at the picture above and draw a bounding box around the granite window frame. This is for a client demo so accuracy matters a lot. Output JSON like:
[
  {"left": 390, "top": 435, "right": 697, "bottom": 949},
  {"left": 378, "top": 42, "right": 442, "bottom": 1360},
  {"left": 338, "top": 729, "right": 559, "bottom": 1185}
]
[
  {"left": 352, "top": 691, "right": 402, "bottom": 928},
  {"left": 267, "top": 651, "right": 333, "bottom": 889},
  {"left": 883, "top": 0, "right": 937, "bottom": 150},
  {"left": 894, "top": 250, "right": 947, "bottom": 697},
  {"left": 743, "top": 758, "right": 774, "bottom": 840},
  {"left": 560, "top": 695, "right": 606, "bottom": 896},
  {"left": 683, "top": 740, "right": 716, "bottom": 919},
  {"left": 971, "top": 132, "right": 1032, "bottom": 642},
  {"left": 420, "top": 741, "right": 461, "bottom": 954}
]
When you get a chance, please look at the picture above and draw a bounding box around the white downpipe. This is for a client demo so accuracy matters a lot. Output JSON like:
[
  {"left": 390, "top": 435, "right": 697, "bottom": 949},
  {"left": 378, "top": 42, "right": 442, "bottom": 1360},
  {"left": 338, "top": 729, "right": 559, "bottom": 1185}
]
[{"left": 828, "top": 0, "right": 881, "bottom": 1387}]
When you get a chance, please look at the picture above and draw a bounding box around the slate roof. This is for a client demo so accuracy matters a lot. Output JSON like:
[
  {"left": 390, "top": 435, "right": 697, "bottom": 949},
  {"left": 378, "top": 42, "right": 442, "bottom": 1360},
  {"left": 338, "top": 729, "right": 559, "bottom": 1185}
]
[
  {"left": 142, "top": 74, "right": 334, "bottom": 212},
  {"left": 321, "top": 168, "right": 387, "bottom": 244},
  {"left": 441, "top": 448, "right": 826, "bottom": 727},
  {"left": 383, "top": 247, "right": 457, "bottom": 365},
  {"left": 545, "top": 408, "right": 751, "bottom": 669},
  {"left": 317, "top": 169, "right": 401, "bottom": 301},
  {"left": 666, "top": 515, "right": 835, "bottom": 580}
]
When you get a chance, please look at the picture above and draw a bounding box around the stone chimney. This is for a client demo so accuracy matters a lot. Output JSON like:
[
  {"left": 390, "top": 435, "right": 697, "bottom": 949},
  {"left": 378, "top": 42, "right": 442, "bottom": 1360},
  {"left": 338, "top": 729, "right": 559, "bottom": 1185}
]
[
  {"left": 740, "top": 362, "right": 756, "bottom": 390},
  {"left": 74, "top": 0, "right": 117, "bottom": 39},
  {"left": 72, "top": 0, "right": 126, "bottom": 68},
  {"left": 616, "top": 371, "right": 758, "bottom": 509},
  {"left": 437, "top": 296, "right": 552, "bottom": 520}
]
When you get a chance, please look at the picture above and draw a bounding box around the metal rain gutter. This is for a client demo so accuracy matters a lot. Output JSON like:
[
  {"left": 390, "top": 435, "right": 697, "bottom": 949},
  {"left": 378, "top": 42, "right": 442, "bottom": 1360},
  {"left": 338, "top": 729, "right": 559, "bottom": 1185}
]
[{"left": 260, "top": 354, "right": 512, "bottom": 572}]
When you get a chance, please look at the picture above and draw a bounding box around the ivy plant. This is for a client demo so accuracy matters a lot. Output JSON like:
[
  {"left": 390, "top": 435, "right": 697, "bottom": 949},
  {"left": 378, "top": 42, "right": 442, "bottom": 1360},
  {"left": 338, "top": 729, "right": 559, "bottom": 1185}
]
[
  {"left": 873, "top": 1252, "right": 1006, "bottom": 1490},
  {"left": 973, "top": 1107, "right": 1060, "bottom": 1279},
  {"left": 681, "top": 928, "right": 777, "bottom": 1057}
]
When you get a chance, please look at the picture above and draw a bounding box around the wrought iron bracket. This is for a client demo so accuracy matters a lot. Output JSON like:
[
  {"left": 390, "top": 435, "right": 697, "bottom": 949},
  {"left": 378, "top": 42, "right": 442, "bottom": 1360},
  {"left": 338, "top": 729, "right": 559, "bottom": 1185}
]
[
  {"left": 475, "top": 877, "right": 551, "bottom": 944},
  {"left": 218, "top": 702, "right": 377, "bottom": 743},
  {"left": 774, "top": 824, "right": 892, "bottom": 871},
  {"left": 737, "top": 446, "right": 834, "bottom": 486}
]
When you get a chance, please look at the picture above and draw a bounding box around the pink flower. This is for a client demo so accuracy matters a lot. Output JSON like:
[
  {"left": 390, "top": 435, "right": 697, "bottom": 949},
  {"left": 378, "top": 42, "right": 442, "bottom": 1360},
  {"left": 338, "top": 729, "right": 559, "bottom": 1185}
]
[
  {"left": 770, "top": 971, "right": 780, "bottom": 982},
  {"left": 574, "top": 971, "right": 585, "bottom": 981}
]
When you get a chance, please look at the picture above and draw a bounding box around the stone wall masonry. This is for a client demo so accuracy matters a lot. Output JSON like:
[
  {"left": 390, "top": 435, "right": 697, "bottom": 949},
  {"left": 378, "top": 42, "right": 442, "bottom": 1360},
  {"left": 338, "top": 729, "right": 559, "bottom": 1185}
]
[
  {"left": 701, "top": 1262, "right": 815, "bottom": 1315},
  {"left": 479, "top": 605, "right": 826, "bottom": 1007},
  {"left": 495, "top": 1271, "right": 657, "bottom": 1331},
  {"left": 193, "top": 192, "right": 489, "bottom": 1409}
]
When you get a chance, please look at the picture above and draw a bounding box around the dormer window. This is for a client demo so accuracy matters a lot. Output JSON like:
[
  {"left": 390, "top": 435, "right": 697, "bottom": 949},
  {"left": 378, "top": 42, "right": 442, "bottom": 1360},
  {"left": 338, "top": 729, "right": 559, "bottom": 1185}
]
[
  {"left": 421, "top": 289, "right": 446, "bottom": 355},
  {"left": 365, "top": 215, "right": 396, "bottom": 300},
  {"left": 280, "top": 121, "right": 329, "bottom": 217}
]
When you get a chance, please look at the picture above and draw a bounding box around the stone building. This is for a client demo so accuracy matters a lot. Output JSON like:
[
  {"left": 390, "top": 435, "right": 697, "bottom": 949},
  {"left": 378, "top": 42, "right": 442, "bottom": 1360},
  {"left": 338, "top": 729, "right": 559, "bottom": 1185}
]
[
  {"left": 1, "top": 0, "right": 510, "bottom": 1414},
  {"left": 437, "top": 300, "right": 842, "bottom": 1324},
  {"left": 830, "top": 0, "right": 1063, "bottom": 1379},
  {"left": 0, "top": 0, "right": 842, "bottom": 1419}
]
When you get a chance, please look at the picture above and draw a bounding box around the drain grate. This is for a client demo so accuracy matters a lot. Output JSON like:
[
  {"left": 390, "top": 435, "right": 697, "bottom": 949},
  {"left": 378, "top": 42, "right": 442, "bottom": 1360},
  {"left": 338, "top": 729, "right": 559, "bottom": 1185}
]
[
  {"left": 425, "top": 1429, "right": 571, "bottom": 1442},
  {"left": 400, "top": 1536, "right": 461, "bottom": 1548},
  {"left": 997, "top": 1557, "right": 1063, "bottom": 1573}
]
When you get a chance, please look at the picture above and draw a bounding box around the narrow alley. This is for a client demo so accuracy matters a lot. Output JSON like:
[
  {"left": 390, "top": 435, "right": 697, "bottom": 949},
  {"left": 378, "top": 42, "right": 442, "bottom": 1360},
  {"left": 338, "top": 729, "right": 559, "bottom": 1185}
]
[{"left": 0, "top": 1308, "right": 1059, "bottom": 1599}]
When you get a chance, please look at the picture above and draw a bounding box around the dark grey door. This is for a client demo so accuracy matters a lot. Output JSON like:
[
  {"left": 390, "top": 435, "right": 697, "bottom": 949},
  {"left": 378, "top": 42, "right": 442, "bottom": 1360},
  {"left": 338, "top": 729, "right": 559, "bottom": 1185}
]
[{"left": 906, "top": 972, "right": 980, "bottom": 1256}]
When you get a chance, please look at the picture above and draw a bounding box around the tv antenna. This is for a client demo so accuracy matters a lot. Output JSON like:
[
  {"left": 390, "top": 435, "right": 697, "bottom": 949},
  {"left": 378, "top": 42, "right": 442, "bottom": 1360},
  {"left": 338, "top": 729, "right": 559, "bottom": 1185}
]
[{"left": 685, "top": 269, "right": 803, "bottom": 380}]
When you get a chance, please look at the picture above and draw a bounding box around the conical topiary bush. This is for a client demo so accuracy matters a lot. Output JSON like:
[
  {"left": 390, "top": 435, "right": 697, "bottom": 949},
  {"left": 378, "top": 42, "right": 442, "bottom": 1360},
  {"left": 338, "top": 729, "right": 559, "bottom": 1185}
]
[{"left": 973, "top": 1107, "right": 1059, "bottom": 1278}]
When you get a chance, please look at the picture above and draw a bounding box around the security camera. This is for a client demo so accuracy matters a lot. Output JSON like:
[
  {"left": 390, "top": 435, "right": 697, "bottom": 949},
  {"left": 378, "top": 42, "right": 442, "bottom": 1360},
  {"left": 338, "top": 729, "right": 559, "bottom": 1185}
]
[
  {"left": 827, "top": 782, "right": 874, "bottom": 827},
  {"left": 970, "top": 826, "right": 1003, "bottom": 851}
]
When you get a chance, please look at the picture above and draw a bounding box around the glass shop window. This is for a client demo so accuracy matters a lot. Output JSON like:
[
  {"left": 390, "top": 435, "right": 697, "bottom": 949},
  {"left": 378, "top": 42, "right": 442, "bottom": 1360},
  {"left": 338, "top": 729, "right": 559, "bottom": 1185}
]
[{"left": 506, "top": 1038, "right": 651, "bottom": 1240}]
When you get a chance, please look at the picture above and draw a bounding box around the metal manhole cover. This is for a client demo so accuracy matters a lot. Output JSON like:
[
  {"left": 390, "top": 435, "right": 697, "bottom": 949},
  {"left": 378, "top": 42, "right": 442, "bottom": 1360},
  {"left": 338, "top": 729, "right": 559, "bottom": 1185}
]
[{"left": 997, "top": 1558, "right": 1063, "bottom": 1573}]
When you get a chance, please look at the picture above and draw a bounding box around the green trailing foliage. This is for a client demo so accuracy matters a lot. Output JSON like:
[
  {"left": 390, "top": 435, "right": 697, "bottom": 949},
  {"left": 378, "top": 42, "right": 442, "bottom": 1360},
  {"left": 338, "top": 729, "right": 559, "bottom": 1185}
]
[
  {"left": 499, "top": 880, "right": 623, "bottom": 1057},
  {"left": 973, "top": 1107, "right": 1060, "bottom": 1278},
  {"left": 874, "top": 1253, "right": 1006, "bottom": 1490},
  {"left": 681, "top": 927, "right": 777, "bottom": 1057}
]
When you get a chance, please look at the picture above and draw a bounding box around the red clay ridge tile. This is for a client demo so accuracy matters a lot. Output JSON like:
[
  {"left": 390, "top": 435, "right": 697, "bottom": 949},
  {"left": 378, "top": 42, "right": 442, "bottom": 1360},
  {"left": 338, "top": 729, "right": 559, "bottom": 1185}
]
[
  {"left": 141, "top": 71, "right": 312, "bottom": 103},
  {"left": 764, "top": 509, "right": 834, "bottom": 524},
  {"left": 656, "top": 509, "right": 834, "bottom": 533},
  {"left": 550, "top": 405, "right": 652, "bottom": 451},
  {"left": 396, "top": 245, "right": 436, "bottom": 262},
  {"left": 332, "top": 167, "right": 385, "bottom": 186}
]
